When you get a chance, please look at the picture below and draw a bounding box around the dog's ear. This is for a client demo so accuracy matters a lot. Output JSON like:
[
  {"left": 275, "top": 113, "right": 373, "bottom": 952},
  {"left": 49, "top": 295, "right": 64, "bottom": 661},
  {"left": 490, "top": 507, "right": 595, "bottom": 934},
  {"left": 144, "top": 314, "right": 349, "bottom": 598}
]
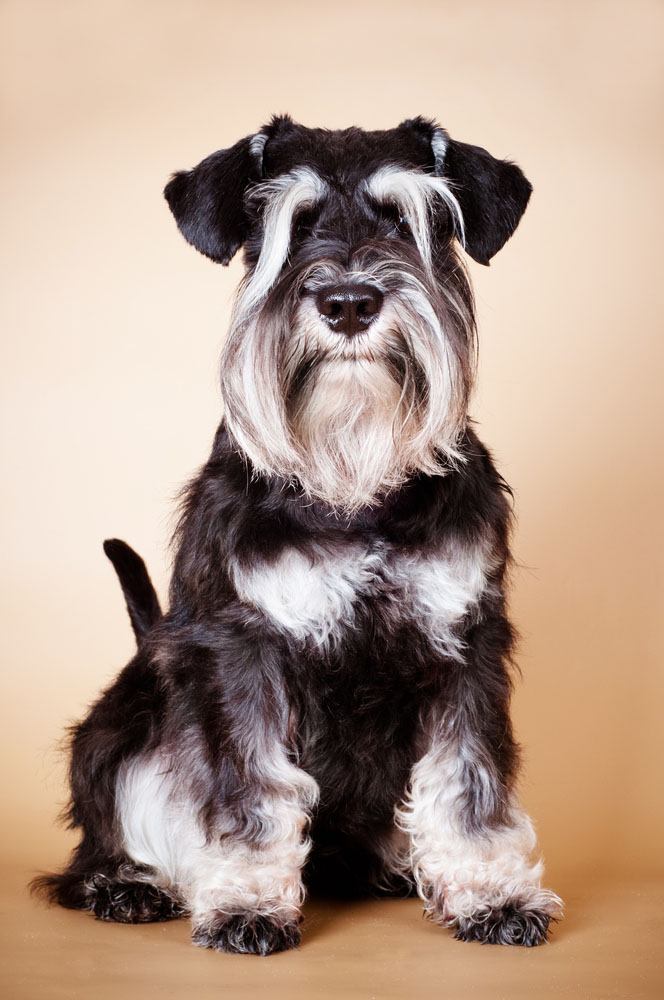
[
  {"left": 432, "top": 128, "right": 532, "bottom": 265},
  {"left": 164, "top": 135, "right": 265, "bottom": 265}
]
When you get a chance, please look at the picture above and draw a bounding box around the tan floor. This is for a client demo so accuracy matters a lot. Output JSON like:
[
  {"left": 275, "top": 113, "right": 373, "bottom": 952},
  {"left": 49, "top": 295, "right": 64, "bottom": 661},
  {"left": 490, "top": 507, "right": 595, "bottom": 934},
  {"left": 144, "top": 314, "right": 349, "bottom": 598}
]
[{"left": 2, "top": 865, "right": 663, "bottom": 1000}]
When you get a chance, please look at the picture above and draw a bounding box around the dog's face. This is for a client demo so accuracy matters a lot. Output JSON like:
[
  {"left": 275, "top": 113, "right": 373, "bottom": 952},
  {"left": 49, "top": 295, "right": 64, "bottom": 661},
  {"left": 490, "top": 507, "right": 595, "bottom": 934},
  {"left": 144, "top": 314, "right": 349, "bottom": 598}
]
[{"left": 165, "top": 116, "right": 531, "bottom": 511}]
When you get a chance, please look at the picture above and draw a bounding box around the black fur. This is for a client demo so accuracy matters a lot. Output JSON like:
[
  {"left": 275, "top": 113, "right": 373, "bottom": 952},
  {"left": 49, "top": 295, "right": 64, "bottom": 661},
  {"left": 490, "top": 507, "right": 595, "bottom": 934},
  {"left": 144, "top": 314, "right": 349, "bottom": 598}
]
[
  {"left": 170, "top": 423, "right": 516, "bottom": 847},
  {"left": 165, "top": 114, "right": 531, "bottom": 267},
  {"left": 34, "top": 117, "right": 555, "bottom": 954},
  {"left": 164, "top": 136, "right": 261, "bottom": 264},
  {"left": 453, "top": 905, "right": 552, "bottom": 947},
  {"left": 103, "top": 539, "right": 162, "bottom": 641},
  {"left": 193, "top": 914, "right": 302, "bottom": 956},
  {"left": 31, "top": 860, "right": 183, "bottom": 924},
  {"left": 34, "top": 429, "right": 518, "bottom": 908},
  {"left": 79, "top": 875, "right": 184, "bottom": 924},
  {"left": 441, "top": 138, "right": 532, "bottom": 265}
]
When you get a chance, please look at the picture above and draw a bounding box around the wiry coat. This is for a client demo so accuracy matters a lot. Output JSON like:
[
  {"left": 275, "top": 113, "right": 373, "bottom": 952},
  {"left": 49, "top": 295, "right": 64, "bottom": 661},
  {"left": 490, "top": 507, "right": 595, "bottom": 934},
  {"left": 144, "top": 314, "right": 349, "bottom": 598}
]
[{"left": 34, "top": 115, "right": 561, "bottom": 955}]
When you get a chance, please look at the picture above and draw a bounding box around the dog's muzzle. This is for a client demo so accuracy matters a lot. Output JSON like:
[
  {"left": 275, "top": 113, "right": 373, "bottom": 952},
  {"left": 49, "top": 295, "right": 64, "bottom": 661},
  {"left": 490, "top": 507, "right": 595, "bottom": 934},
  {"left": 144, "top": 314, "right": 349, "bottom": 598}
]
[{"left": 315, "top": 283, "right": 384, "bottom": 337}]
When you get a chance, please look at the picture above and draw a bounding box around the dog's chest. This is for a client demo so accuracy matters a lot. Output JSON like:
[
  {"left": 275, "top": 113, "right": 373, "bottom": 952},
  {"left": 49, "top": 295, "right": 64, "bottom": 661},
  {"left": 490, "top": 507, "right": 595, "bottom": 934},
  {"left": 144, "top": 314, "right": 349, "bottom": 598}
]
[{"left": 231, "top": 538, "right": 492, "bottom": 657}]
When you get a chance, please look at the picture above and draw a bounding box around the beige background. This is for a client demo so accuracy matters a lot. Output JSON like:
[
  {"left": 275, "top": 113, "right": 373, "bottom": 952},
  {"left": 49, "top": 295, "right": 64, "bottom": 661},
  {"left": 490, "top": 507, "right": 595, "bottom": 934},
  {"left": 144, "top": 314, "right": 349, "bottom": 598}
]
[{"left": 1, "top": 1, "right": 663, "bottom": 997}]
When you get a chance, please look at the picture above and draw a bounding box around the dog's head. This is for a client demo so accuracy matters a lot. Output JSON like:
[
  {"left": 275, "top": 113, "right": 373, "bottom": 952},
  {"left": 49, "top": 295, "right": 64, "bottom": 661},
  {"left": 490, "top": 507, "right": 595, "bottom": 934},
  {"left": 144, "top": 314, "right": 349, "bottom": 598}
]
[{"left": 165, "top": 116, "right": 531, "bottom": 511}]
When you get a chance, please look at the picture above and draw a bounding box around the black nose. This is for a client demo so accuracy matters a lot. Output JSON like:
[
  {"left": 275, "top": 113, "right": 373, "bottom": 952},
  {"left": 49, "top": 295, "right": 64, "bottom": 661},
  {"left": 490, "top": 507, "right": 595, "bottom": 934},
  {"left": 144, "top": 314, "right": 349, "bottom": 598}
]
[{"left": 315, "top": 283, "right": 384, "bottom": 336}]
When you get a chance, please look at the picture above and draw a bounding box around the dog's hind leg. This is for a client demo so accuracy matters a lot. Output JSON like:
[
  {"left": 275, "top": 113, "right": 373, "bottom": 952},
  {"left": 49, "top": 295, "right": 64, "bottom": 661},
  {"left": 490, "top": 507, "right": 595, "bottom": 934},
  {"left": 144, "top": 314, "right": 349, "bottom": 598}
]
[
  {"left": 32, "top": 839, "right": 184, "bottom": 923},
  {"left": 31, "top": 642, "right": 184, "bottom": 924},
  {"left": 32, "top": 540, "right": 178, "bottom": 922}
]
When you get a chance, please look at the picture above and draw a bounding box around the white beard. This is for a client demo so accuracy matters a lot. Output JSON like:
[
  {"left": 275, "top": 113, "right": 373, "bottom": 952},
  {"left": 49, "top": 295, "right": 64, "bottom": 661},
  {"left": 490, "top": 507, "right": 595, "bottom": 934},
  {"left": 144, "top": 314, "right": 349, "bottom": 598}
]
[
  {"left": 291, "top": 357, "right": 412, "bottom": 511},
  {"left": 221, "top": 281, "right": 471, "bottom": 512}
]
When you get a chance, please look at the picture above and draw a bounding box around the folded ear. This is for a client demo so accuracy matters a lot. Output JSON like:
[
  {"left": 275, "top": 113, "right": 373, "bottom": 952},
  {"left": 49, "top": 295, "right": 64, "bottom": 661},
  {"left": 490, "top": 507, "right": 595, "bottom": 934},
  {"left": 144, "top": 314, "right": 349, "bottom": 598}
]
[
  {"left": 164, "top": 135, "right": 264, "bottom": 264},
  {"left": 433, "top": 130, "right": 533, "bottom": 265}
]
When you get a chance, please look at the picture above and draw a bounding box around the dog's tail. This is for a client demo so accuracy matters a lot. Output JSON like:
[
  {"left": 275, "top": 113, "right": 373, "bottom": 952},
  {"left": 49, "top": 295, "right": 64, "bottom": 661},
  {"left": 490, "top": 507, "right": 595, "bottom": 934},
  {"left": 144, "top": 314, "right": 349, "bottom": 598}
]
[{"left": 103, "top": 539, "right": 162, "bottom": 642}]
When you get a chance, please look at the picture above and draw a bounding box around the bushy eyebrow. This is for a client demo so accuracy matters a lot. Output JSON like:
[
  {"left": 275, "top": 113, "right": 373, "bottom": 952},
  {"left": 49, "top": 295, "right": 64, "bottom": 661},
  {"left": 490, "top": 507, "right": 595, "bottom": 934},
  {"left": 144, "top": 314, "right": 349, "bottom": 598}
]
[
  {"left": 244, "top": 168, "right": 329, "bottom": 310},
  {"left": 364, "top": 166, "right": 465, "bottom": 264}
]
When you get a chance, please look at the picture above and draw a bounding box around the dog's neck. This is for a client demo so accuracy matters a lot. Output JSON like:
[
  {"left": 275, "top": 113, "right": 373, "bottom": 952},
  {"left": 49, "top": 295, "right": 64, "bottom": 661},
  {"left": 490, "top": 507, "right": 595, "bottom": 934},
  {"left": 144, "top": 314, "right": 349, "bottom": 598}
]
[{"left": 222, "top": 417, "right": 471, "bottom": 531}]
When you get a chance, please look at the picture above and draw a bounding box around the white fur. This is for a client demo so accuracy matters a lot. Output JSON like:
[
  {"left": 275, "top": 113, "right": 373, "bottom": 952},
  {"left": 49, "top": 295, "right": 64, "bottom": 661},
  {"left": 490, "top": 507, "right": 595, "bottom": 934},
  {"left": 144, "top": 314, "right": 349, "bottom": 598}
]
[
  {"left": 231, "top": 539, "right": 492, "bottom": 655},
  {"left": 243, "top": 168, "right": 328, "bottom": 311},
  {"left": 364, "top": 165, "right": 465, "bottom": 263},
  {"left": 248, "top": 132, "right": 268, "bottom": 173},
  {"left": 396, "top": 732, "right": 563, "bottom": 923},
  {"left": 288, "top": 298, "right": 426, "bottom": 510},
  {"left": 231, "top": 543, "right": 385, "bottom": 646},
  {"left": 220, "top": 170, "right": 330, "bottom": 481},
  {"left": 116, "top": 748, "right": 318, "bottom": 926},
  {"left": 116, "top": 750, "right": 198, "bottom": 887},
  {"left": 263, "top": 265, "right": 468, "bottom": 510},
  {"left": 430, "top": 128, "right": 449, "bottom": 173},
  {"left": 220, "top": 166, "right": 474, "bottom": 511},
  {"left": 397, "top": 541, "right": 495, "bottom": 660}
]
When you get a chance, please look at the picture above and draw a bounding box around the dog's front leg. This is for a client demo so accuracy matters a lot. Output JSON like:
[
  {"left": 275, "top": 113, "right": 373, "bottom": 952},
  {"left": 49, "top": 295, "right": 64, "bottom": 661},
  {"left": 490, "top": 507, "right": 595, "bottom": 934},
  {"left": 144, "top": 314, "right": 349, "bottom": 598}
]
[
  {"left": 187, "top": 760, "right": 318, "bottom": 955},
  {"left": 191, "top": 634, "right": 317, "bottom": 955},
  {"left": 187, "top": 757, "right": 317, "bottom": 956},
  {"left": 398, "top": 609, "right": 562, "bottom": 946}
]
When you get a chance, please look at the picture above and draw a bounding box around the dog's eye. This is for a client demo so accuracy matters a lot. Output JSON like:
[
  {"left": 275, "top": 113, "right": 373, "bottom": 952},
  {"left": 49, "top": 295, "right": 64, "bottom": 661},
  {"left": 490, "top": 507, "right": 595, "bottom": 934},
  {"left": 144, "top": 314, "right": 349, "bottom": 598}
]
[
  {"left": 394, "top": 214, "right": 411, "bottom": 237},
  {"left": 375, "top": 201, "right": 411, "bottom": 238},
  {"left": 292, "top": 207, "right": 319, "bottom": 239}
]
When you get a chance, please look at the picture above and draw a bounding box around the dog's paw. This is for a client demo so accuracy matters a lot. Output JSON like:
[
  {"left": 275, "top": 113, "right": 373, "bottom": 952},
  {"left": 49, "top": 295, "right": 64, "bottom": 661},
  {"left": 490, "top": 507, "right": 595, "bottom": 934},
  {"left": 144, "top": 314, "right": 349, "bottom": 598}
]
[
  {"left": 192, "top": 913, "right": 302, "bottom": 956},
  {"left": 452, "top": 904, "right": 552, "bottom": 947},
  {"left": 87, "top": 875, "right": 185, "bottom": 924}
]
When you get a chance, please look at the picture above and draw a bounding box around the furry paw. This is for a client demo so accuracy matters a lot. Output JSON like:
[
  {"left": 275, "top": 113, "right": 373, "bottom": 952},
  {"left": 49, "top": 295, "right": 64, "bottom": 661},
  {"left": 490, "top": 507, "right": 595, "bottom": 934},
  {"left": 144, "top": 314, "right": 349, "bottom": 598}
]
[
  {"left": 87, "top": 875, "right": 184, "bottom": 924},
  {"left": 452, "top": 904, "right": 552, "bottom": 946},
  {"left": 193, "top": 913, "right": 302, "bottom": 955}
]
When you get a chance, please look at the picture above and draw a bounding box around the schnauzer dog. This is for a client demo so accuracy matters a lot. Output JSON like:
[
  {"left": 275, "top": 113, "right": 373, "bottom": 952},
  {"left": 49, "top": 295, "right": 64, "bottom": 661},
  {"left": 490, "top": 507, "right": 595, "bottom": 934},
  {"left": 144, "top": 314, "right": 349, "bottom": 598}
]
[{"left": 34, "top": 116, "right": 562, "bottom": 954}]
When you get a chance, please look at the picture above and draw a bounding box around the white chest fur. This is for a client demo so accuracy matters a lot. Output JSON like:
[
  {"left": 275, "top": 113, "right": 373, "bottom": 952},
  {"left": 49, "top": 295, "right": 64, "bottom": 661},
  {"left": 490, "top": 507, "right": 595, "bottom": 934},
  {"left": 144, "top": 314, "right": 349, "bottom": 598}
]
[
  {"left": 231, "top": 544, "right": 385, "bottom": 647},
  {"left": 230, "top": 539, "right": 492, "bottom": 655},
  {"left": 396, "top": 545, "right": 495, "bottom": 660}
]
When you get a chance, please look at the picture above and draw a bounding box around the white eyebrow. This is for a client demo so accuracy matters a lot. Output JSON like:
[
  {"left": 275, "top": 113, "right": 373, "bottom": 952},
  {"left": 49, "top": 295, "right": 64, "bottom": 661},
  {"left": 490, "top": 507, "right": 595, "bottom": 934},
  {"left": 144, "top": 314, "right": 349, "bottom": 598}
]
[
  {"left": 363, "top": 166, "right": 465, "bottom": 265},
  {"left": 244, "top": 168, "right": 328, "bottom": 310}
]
